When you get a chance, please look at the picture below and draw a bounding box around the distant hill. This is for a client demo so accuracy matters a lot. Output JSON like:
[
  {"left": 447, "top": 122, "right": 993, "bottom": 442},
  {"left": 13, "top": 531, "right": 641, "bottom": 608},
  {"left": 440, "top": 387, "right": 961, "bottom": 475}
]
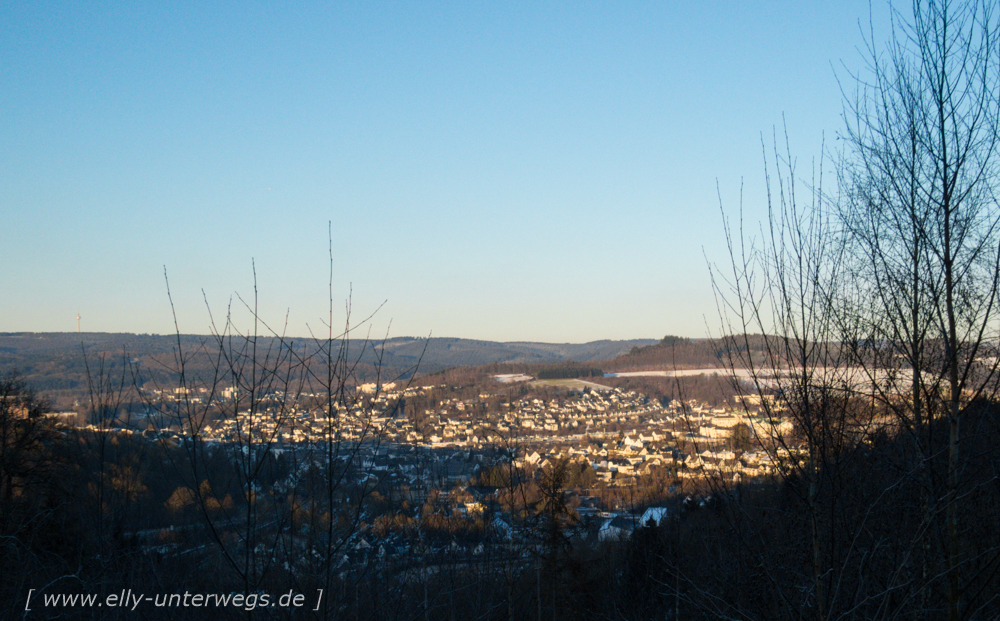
[
  {"left": 599, "top": 335, "right": 779, "bottom": 371},
  {"left": 0, "top": 332, "right": 656, "bottom": 403},
  {"left": 598, "top": 335, "right": 717, "bottom": 371},
  {"left": 377, "top": 336, "right": 658, "bottom": 369}
]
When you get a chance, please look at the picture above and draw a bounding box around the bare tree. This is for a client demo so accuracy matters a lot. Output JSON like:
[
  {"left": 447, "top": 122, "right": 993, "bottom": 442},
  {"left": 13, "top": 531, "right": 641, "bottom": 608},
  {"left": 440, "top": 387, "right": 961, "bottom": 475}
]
[
  {"left": 133, "top": 228, "right": 417, "bottom": 618},
  {"left": 840, "top": 1, "right": 1000, "bottom": 618},
  {"left": 710, "top": 127, "right": 891, "bottom": 621},
  {"left": 708, "top": 1, "right": 1000, "bottom": 618}
]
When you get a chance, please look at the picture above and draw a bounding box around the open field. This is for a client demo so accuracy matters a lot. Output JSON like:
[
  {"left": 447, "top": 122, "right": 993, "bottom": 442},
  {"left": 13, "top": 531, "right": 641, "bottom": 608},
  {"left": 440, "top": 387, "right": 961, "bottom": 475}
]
[{"left": 530, "top": 378, "right": 614, "bottom": 391}]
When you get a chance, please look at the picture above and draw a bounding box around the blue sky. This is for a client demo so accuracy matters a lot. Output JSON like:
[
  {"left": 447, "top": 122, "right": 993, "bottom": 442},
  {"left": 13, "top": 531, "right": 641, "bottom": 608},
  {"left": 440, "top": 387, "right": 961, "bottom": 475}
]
[{"left": 2, "top": 1, "right": 896, "bottom": 342}]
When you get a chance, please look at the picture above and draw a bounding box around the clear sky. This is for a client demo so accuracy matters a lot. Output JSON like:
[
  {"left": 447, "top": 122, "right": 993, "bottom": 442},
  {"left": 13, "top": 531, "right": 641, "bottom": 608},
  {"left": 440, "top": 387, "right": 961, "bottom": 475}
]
[{"left": 2, "top": 1, "right": 897, "bottom": 343}]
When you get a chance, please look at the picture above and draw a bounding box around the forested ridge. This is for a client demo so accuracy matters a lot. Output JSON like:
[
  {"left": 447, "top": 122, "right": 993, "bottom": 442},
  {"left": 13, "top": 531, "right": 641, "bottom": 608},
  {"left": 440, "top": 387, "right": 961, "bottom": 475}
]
[{"left": 0, "top": 333, "right": 655, "bottom": 409}]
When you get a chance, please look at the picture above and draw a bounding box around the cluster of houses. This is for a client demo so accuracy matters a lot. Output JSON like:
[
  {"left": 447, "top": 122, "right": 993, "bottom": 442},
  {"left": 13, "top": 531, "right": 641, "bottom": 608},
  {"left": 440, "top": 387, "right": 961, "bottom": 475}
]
[
  {"left": 97, "top": 378, "right": 816, "bottom": 570},
  {"left": 80, "top": 378, "right": 800, "bottom": 490},
  {"left": 118, "top": 379, "right": 799, "bottom": 491}
]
